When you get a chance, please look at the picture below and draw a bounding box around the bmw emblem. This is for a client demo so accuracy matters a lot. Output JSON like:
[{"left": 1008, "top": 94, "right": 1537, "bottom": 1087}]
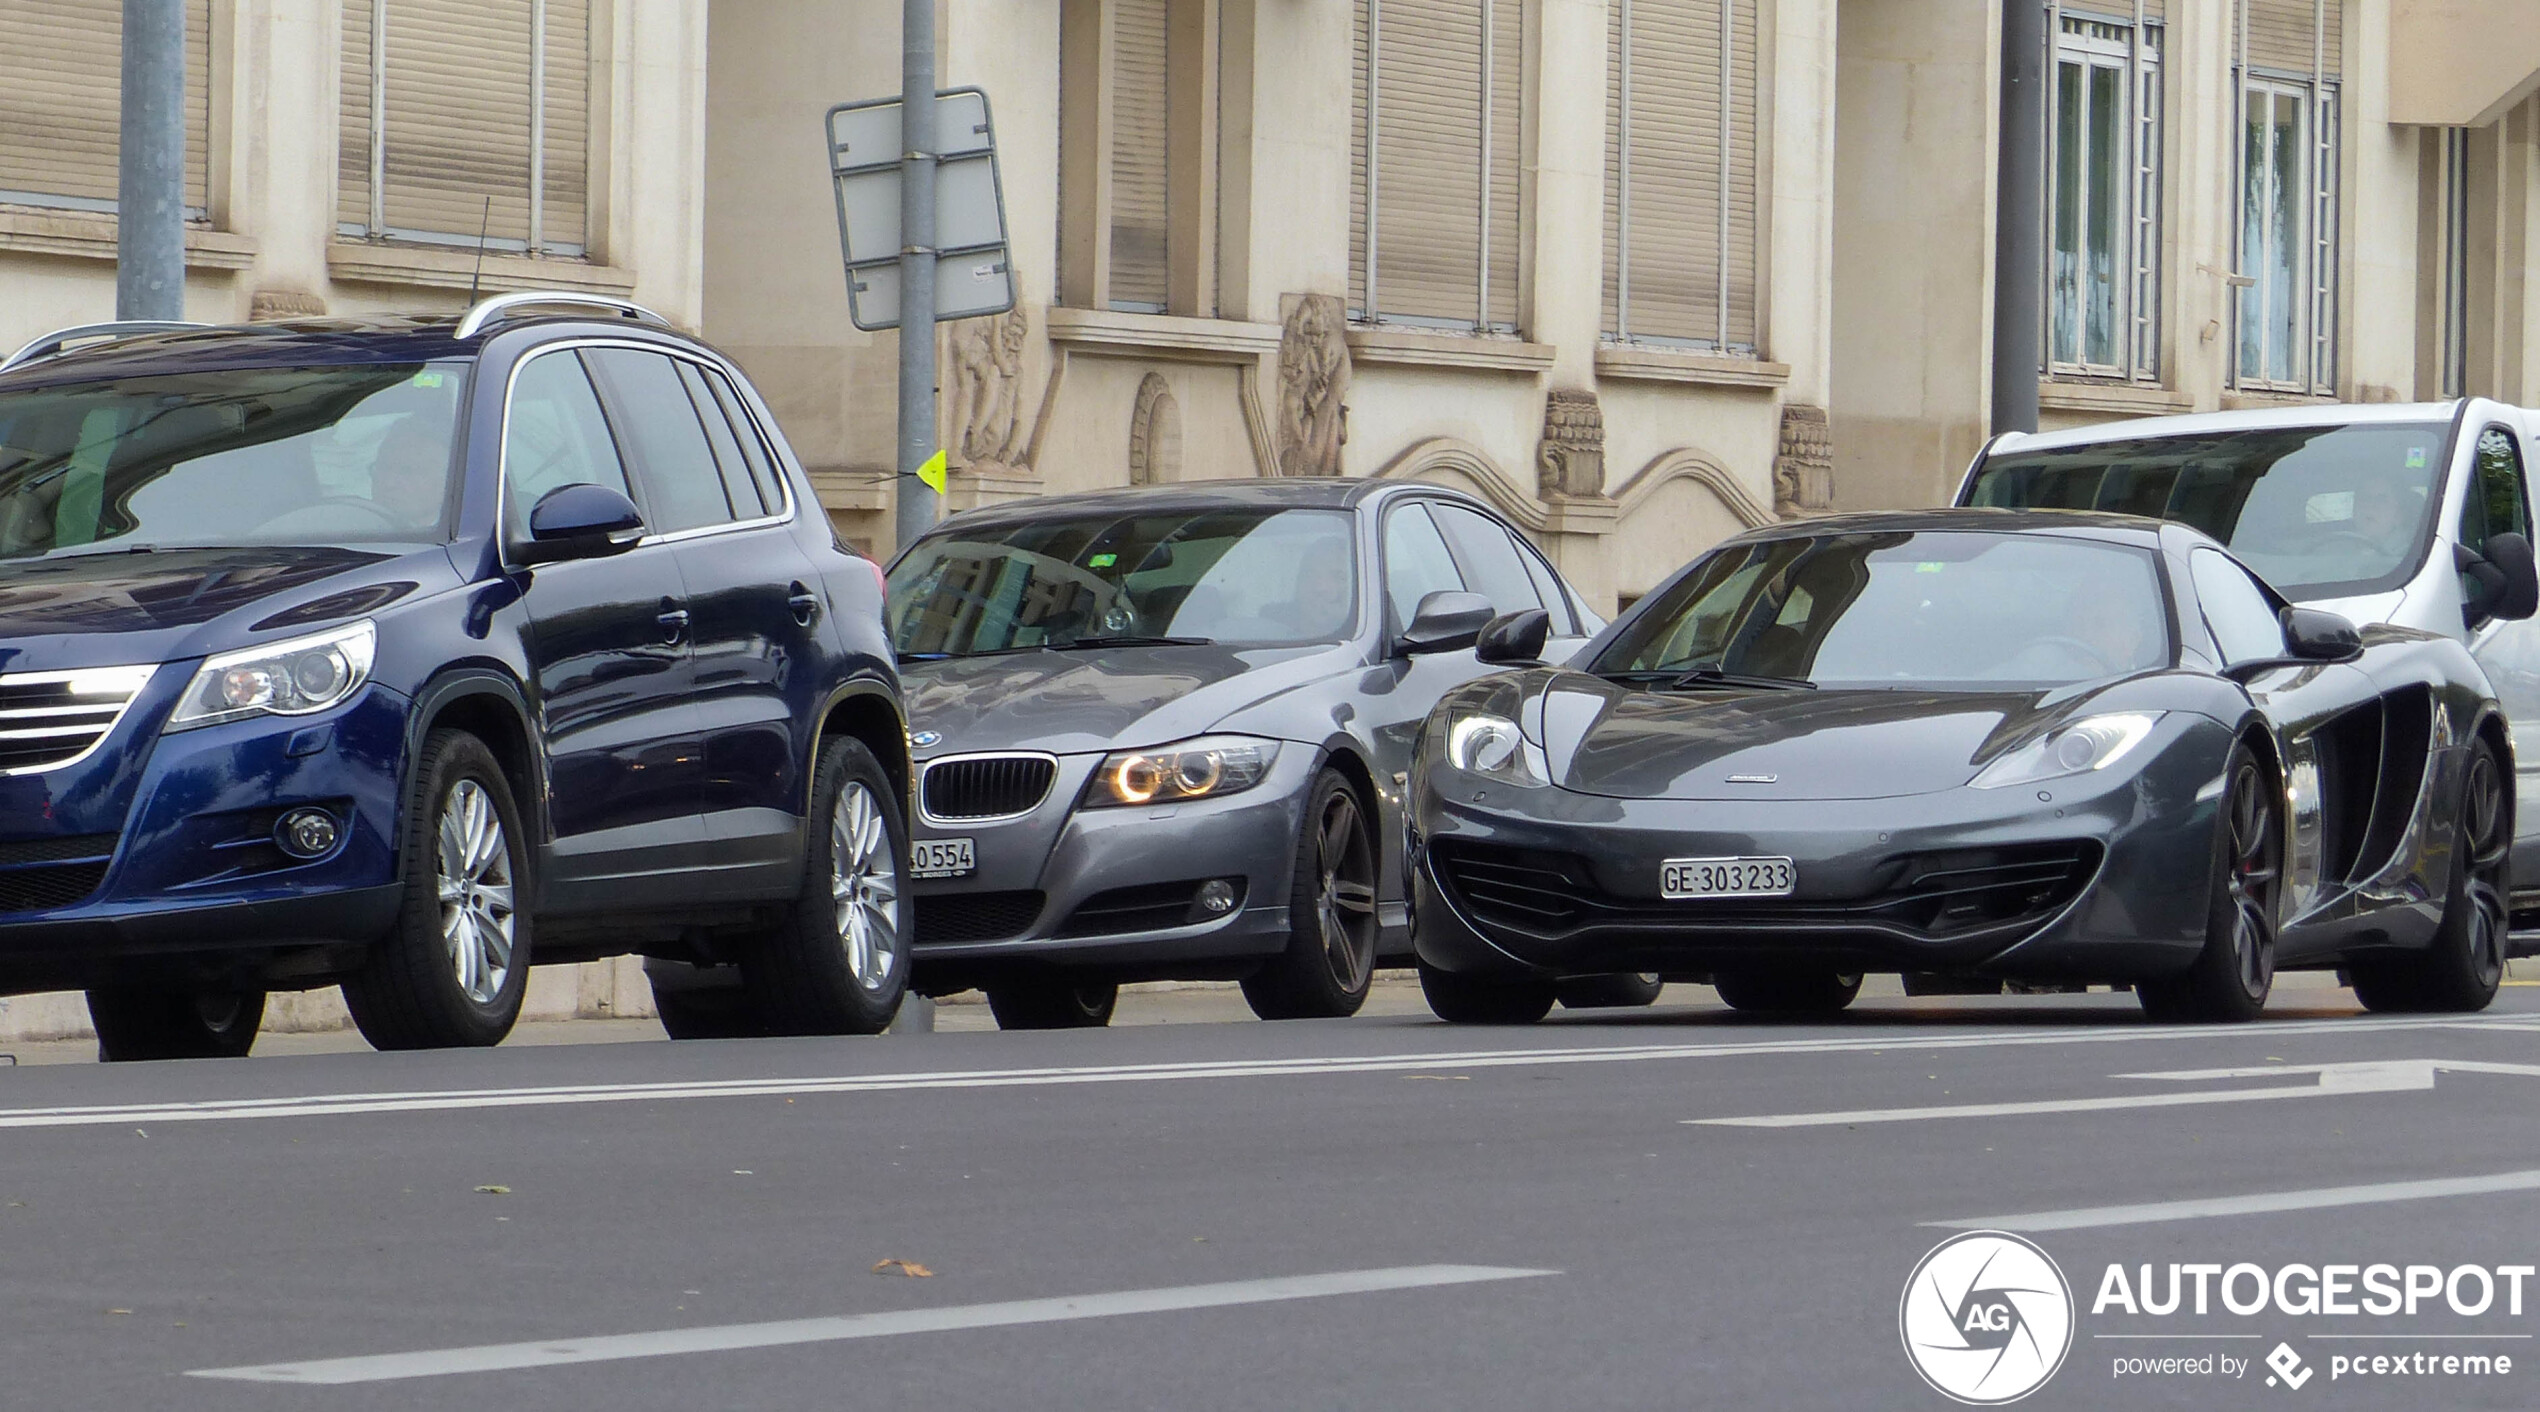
[{"left": 911, "top": 730, "right": 943, "bottom": 749}]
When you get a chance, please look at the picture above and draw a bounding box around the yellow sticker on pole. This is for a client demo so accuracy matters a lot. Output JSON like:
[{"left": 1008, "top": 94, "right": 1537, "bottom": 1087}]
[{"left": 916, "top": 450, "right": 948, "bottom": 495}]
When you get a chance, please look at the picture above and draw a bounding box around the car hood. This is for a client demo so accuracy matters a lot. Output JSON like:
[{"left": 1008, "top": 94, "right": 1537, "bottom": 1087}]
[
  {"left": 902, "top": 642, "right": 1347, "bottom": 756},
  {"left": 1532, "top": 673, "right": 2080, "bottom": 801},
  {"left": 0, "top": 544, "right": 440, "bottom": 671}
]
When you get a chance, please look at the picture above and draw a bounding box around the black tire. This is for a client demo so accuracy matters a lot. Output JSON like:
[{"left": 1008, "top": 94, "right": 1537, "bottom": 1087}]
[
  {"left": 1901, "top": 972, "right": 2005, "bottom": 996},
  {"left": 1241, "top": 769, "right": 1381, "bottom": 1020},
  {"left": 649, "top": 972, "right": 764, "bottom": 1040},
  {"left": 2138, "top": 741, "right": 2280, "bottom": 1024},
  {"left": 2353, "top": 739, "right": 2510, "bottom": 1014},
  {"left": 342, "top": 730, "right": 531, "bottom": 1051},
  {"left": 740, "top": 737, "right": 912, "bottom": 1036},
  {"left": 1418, "top": 962, "right": 1557, "bottom": 1024},
  {"left": 1713, "top": 968, "right": 1863, "bottom": 1016},
  {"left": 86, "top": 987, "right": 265, "bottom": 1061},
  {"left": 986, "top": 978, "right": 1119, "bottom": 1030},
  {"left": 1555, "top": 973, "right": 1665, "bottom": 1009}
]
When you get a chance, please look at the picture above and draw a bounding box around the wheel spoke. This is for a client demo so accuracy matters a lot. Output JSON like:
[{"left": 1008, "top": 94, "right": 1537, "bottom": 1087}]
[{"left": 1330, "top": 879, "right": 1378, "bottom": 915}]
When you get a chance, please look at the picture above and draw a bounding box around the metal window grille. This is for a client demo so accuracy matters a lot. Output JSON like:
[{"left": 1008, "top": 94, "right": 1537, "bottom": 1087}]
[{"left": 2231, "top": 0, "right": 2341, "bottom": 395}]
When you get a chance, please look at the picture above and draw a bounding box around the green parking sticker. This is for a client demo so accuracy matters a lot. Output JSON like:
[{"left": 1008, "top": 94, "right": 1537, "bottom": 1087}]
[
  {"left": 1916, "top": 562, "right": 1946, "bottom": 574},
  {"left": 1089, "top": 553, "right": 1118, "bottom": 569},
  {"left": 2406, "top": 447, "right": 2428, "bottom": 468},
  {"left": 411, "top": 372, "right": 444, "bottom": 389}
]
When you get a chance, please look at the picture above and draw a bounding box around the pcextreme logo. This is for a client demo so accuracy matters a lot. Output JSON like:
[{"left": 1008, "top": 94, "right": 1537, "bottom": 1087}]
[{"left": 1900, "top": 1231, "right": 2077, "bottom": 1404}]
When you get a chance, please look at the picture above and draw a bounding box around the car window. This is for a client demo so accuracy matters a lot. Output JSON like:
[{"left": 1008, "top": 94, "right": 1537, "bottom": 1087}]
[
  {"left": 1433, "top": 503, "right": 1545, "bottom": 619},
  {"left": 1383, "top": 503, "right": 1466, "bottom": 632},
  {"left": 2463, "top": 426, "right": 2530, "bottom": 552},
  {"left": 505, "top": 351, "right": 635, "bottom": 540},
  {"left": 675, "top": 361, "right": 769, "bottom": 518},
  {"left": 1515, "top": 538, "right": 1578, "bottom": 634},
  {"left": 701, "top": 369, "right": 788, "bottom": 514},
  {"left": 2191, "top": 549, "right": 2287, "bottom": 664},
  {"left": 582, "top": 348, "right": 735, "bottom": 534}
]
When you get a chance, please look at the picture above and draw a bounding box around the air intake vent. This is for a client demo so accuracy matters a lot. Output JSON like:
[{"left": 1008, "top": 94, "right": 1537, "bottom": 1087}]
[
  {"left": 0, "top": 832, "right": 118, "bottom": 912},
  {"left": 0, "top": 666, "right": 152, "bottom": 775},
  {"left": 922, "top": 754, "right": 1058, "bottom": 821},
  {"left": 914, "top": 890, "right": 1045, "bottom": 944}
]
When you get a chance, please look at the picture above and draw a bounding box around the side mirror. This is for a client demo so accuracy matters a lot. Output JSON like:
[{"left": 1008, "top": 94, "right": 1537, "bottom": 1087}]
[
  {"left": 2282, "top": 606, "right": 2363, "bottom": 661},
  {"left": 1474, "top": 608, "right": 1552, "bottom": 665},
  {"left": 519, "top": 484, "right": 645, "bottom": 564},
  {"left": 1396, "top": 590, "right": 1495, "bottom": 656},
  {"left": 2476, "top": 532, "right": 2540, "bottom": 624}
]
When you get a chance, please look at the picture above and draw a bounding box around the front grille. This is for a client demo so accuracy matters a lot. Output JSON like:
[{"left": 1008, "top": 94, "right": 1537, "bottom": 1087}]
[
  {"left": 921, "top": 754, "right": 1058, "bottom": 821},
  {"left": 0, "top": 832, "right": 118, "bottom": 912},
  {"left": 1057, "top": 880, "right": 1232, "bottom": 938},
  {"left": 914, "top": 890, "right": 1046, "bottom": 944},
  {"left": 1432, "top": 839, "right": 2098, "bottom": 947},
  {"left": 0, "top": 667, "right": 150, "bottom": 774}
]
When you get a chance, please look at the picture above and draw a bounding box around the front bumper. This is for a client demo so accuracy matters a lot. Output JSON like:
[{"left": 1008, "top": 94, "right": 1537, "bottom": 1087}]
[
  {"left": 1410, "top": 727, "right": 2229, "bottom": 984},
  {"left": 905, "top": 746, "right": 1315, "bottom": 980},
  {"left": 0, "top": 682, "right": 413, "bottom": 993}
]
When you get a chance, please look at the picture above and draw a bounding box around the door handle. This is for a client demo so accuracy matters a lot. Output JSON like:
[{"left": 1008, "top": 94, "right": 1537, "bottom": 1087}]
[
  {"left": 788, "top": 582, "right": 823, "bottom": 628},
  {"left": 656, "top": 606, "right": 691, "bottom": 643}
]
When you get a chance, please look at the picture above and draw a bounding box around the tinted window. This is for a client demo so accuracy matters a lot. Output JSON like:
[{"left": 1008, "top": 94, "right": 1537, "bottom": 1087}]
[
  {"left": 1517, "top": 540, "right": 1577, "bottom": 633},
  {"left": 1433, "top": 503, "right": 1544, "bottom": 618},
  {"left": 0, "top": 362, "right": 468, "bottom": 556},
  {"left": 702, "top": 370, "right": 787, "bottom": 513},
  {"left": 1594, "top": 531, "right": 2170, "bottom": 686},
  {"left": 506, "top": 351, "right": 634, "bottom": 538},
  {"left": 676, "top": 361, "right": 768, "bottom": 517},
  {"left": 2191, "top": 549, "right": 2287, "bottom": 663},
  {"left": 1383, "top": 503, "right": 1466, "bottom": 632},
  {"left": 889, "top": 507, "right": 1357, "bottom": 654},
  {"left": 1965, "top": 422, "right": 2451, "bottom": 597},
  {"left": 583, "top": 349, "right": 734, "bottom": 533}
]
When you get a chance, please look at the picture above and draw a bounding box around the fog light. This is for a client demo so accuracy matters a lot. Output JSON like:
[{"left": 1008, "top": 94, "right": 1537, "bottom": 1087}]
[
  {"left": 275, "top": 808, "right": 340, "bottom": 859},
  {"left": 1196, "top": 879, "right": 1238, "bottom": 915}
]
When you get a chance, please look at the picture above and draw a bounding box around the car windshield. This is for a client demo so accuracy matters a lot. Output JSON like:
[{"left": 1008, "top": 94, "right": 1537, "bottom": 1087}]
[
  {"left": 1964, "top": 421, "right": 2452, "bottom": 597},
  {"left": 0, "top": 362, "right": 470, "bottom": 559},
  {"left": 888, "top": 506, "right": 1359, "bottom": 655},
  {"left": 1591, "top": 530, "right": 2171, "bottom": 688}
]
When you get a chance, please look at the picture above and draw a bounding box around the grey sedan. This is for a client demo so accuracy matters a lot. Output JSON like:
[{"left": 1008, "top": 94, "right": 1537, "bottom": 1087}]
[{"left": 885, "top": 478, "right": 1599, "bottom": 1028}]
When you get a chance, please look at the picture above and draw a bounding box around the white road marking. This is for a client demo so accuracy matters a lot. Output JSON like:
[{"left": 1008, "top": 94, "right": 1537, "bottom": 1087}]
[
  {"left": 1926, "top": 1169, "right": 2540, "bottom": 1232},
  {"left": 1690, "top": 1057, "right": 2540, "bottom": 1128},
  {"left": 186, "top": 1264, "right": 1558, "bottom": 1385},
  {"left": 3, "top": 1014, "right": 2534, "bottom": 1132}
]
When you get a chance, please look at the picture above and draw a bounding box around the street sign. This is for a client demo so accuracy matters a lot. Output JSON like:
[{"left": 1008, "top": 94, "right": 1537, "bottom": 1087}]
[{"left": 827, "top": 87, "right": 1015, "bottom": 332}]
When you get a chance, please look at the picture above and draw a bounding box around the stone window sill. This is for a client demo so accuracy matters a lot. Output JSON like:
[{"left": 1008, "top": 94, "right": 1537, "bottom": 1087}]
[
  {"left": 2038, "top": 379, "right": 2194, "bottom": 416},
  {"left": 1044, "top": 306, "right": 1281, "bottom": 362},
  {"left": 1595, "top": 344, "right": 1789, "bottom": 388},
  {"left": 327, "top": 241, "right": 636, "bottom": 299},
  {"left": 1346, "top": 326, "right": 1554, "bottom": 373},
  {"left": 2220, "top": 388, "right": 2341, "bottom": 411},
  {"left": 0, "top": 204, "right": 255, "bottom": 270}
]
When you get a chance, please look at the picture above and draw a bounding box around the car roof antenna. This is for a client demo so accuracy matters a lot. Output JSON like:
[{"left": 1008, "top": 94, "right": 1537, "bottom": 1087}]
[{"left": 464, "top": 196, "right": 493, "bottom": 306}]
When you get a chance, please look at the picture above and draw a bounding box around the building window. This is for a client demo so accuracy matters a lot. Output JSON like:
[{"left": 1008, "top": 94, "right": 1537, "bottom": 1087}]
[
  {"left": 2045, "top": 14, "right": 2161, "bottom": 380},
  {"left": 1059, "top": 0, "right": 1219, "bottom": 316},
  {"left": 2234, "top": 0, "right": 2341, "bottom": 393},
  {"left": 338, "top": 0, "right": 590, "bottom": 257},
  {"left": 1350, "top": 0, "right": 1523, "bottom": 332},
  {"left": 1603, "top": 0, "right": 1760, "bottom": 355},
  {"left": 2421, "top": 126, "right": 2470, "bottom": 399},
  {"left": 0, "top": 0, "right": 211, "bottom": 219}
]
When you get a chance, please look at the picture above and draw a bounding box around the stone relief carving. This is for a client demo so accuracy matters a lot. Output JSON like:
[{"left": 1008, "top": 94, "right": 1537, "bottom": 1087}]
[
  {"left": 1536, "top": 388, "right": 1606, "bottom": 499},
  {"left": 1129, "top": 372, "right": 1182, "bottom": 485},
  {"left": 945, "top": 301, "right": 1034, "bottom": 472},
  {"left": 1275, "top": 293, "right": 1348, "bottom": 477},
  {"left": 248, "top": 289, "right": 326, "bottom": 322},
  {"left": 1773, "top": 403, "right": 1834, "bottom": 518}
]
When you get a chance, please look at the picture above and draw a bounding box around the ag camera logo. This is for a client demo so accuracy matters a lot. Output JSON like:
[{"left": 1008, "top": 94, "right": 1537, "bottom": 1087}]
[{"left": 1901, "top": 1231, "right": 2075, "bottom": 1404}]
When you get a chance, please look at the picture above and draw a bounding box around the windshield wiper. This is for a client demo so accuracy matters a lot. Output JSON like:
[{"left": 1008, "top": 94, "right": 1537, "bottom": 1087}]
[
  {"left": 1044, "top": 635, "right": 1215, "bottom": 650},
  {"left": 1600, "top": 666, "right": 1816, "bottom": 692}
]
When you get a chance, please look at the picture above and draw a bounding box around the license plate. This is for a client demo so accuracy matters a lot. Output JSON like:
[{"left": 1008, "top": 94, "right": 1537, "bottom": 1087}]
[
  {"left": 1661, "top": 856, "right": 1795, "bottom": 899},
  {"left": 911, "top": 837, "right": 975, "bottom": 879}
]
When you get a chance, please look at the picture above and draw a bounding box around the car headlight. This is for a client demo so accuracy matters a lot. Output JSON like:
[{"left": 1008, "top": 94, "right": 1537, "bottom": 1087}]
[
  {"left": 1970, "top": 711, "right": 2162, "bottom": 789},
  {"left": 166, "top": 621, "right": 378, "bottom": 731},
  {"left": 1440, "top": 711, "right": 1546, "bottom": 788},
  {"left": 1083, "top": 735, "right": 1279, "bottom": 808}
]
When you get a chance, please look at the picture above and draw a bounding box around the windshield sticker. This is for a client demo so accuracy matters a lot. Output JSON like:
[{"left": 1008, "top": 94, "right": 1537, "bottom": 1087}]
[
  {"left": 2406, "top": 447, "right": 2428, "bottom": 469},
  {"left": 2306, "top": 492, "right": 2357, "bottom": 523},
  {"left": 410, "top": 371, "right": 445, "bottom": 389},
  {"left": 1915, "top": 562, "right": 1946, "bottom": 574},
  {"left": 1088, "top": 553, "right": 1118, "bottom": 569}
]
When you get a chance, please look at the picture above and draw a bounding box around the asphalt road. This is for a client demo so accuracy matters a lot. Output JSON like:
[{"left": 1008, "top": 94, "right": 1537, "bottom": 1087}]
[{"left": 8, "top": 982, "right": 2540, "bottom": 1411}]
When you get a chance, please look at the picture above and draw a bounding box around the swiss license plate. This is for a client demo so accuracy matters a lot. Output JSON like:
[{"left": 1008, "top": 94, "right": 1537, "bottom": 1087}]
[
  {"left": 1661, "top": 856, "right": 1796, "bottom": 899},
  {"left": 911, "top": 837, "right": 975, "bottom": 879}
]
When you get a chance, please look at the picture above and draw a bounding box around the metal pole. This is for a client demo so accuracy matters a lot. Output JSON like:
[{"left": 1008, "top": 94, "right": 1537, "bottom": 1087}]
[
  {"left": 1990, "top": 0, "right": 2045, "bottom": 435},
  {"left": 893, "top": 0, "right": 941, "bottom": 551},
  {"left": 116, "top": 0, "right": 186, "bottom": 321}
]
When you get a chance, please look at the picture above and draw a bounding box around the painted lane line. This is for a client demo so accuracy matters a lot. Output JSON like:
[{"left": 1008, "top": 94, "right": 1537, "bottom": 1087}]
[
  {"left": 1925, "top": 1169, "right": 2540, "bottom": 1233},
  {"left": 1691, "top": 1057, "right": 2540, "bottom": 1128},
  {"left": 187, "top": 1264, "right": 1558, "bottom": 1385},
  {"left": 6, "top": 1013, "right": 2534, "bottom": 1132}
]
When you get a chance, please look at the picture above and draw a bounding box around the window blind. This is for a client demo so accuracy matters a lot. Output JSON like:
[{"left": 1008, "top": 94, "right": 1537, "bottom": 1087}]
[
  {"left": 1351, "top": 0, "right": 1523, "bottom": 330},
  {"left": 2243, "top": 0, "right": 2341, "bottom": 76},
  {"left": 0, "top": 0, "right": 211, "bottom": 216},
  {"left": 1109, "top": 0, "right": 1170, "bottom": 311},
  {"left": 1602, "top": 0, "right": 1759, "bottom": 351}
]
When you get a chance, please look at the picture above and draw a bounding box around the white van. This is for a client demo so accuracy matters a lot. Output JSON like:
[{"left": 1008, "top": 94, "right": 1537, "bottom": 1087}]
[{"left": 1957, "top": 400, "right": 2540, "bottom": 903}]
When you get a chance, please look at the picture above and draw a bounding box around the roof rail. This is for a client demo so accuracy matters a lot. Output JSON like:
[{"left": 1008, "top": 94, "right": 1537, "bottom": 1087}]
[
  {"left": 0, "top": 321, "right": 211, "bottom": 373},
  {"left": 455, "top": 291, "right": 671, "bottom": 341}
]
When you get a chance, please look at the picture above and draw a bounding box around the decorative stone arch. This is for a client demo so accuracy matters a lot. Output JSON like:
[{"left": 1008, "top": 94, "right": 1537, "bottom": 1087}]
[
  {"left": 1128, "top": 372, "right": 1181, "bottom": 485},
  {"left": 1611, "top": 448, "right": 1776, "bottom": 529},
  {"left": 1605, "top": 448, "right": 1776, "bottom": 604},
  {"left": 1369, "top": 437, "right": 1551, "bottom": 533}
]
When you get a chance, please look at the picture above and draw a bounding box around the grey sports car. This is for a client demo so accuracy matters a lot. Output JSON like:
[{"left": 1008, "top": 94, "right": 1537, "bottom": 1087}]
[
  {"left": 885, "top": 478, "right": 1600, "bottom": 1028},
  {"left": 1408, "top": 510, "right": 2514, "bottom": 1024}
]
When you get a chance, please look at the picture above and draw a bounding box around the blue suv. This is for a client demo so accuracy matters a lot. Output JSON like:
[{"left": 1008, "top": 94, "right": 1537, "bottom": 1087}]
[{"left": 0, "top": 293, "right": 911, "bottom": 1059}]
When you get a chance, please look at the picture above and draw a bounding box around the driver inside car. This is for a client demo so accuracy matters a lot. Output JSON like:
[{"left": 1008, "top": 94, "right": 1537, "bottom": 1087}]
[{"left": 366, "top": 415, "right": 454, "bottom": 533}]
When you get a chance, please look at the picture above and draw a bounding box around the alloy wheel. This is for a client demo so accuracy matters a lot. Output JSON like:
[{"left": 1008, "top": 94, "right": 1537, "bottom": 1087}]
[
  {"left": 831, "top": 780, "right": 904, "bottom": 992},
  {"left": 1314, "top": 790, "right": 1378, "bottom": 993},
  {"left": 2460, "top": 749, "right": 2511, "bottom": 990},
  {"left": 2223, "top": 761, "right": 2281, "bottom": 1001},
  {"left": 436, "top": 778, "right": 516, "bottom": 1006}
]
